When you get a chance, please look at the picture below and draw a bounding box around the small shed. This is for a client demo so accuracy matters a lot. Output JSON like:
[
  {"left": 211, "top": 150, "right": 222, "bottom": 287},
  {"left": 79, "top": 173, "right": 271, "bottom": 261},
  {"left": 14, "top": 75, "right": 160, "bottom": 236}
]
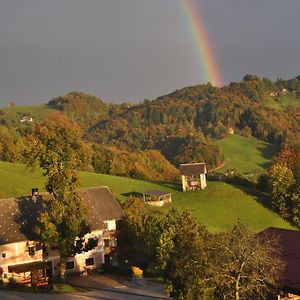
[
  {"left": 180, "top": 163, "right": 207, "bottom": 192},
  {"left": 143, "top": 190, "right": 171, "bottom": 207}
]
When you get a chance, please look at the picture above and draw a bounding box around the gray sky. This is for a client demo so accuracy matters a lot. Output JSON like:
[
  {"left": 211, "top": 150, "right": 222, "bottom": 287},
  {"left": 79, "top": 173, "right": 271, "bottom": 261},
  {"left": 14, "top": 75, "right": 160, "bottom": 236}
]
[{"left": 0, "top": 0, "right": 300, "bottom": 105}]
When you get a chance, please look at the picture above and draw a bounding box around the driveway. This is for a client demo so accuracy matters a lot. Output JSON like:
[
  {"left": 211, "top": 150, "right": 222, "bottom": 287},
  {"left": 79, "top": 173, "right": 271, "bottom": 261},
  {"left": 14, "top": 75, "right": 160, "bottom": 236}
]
[
  {"left": 67, "top": 273, "right": 170, "bottom": 299},
  {"left": 0, "top": 288, "right": 165, "bottom": 300},
  {"left": 0, "top": 273, "right": 171, "bottom": 300}
]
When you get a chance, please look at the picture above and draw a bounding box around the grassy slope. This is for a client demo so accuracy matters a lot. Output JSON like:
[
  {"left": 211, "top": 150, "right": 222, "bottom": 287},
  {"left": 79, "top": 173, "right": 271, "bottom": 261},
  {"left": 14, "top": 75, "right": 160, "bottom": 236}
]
[
  {"left": 264, "top": 95, "right": 300, "bottom": 110},
  {"left": 0, "top": 161, "right": 294, "bottom": 232},
  {"left": 217, "top": 134, "right": 278, "bottom": 174},
  {"left": 1, "top": 105, "right": 56, "bottom": 122}
]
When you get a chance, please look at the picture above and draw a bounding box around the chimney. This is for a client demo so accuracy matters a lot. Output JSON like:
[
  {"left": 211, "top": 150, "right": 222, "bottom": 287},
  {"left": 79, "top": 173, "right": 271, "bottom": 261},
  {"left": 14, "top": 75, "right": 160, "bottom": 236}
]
[{"left": 32, "top": 188, "right": 39, "bottom": 196}]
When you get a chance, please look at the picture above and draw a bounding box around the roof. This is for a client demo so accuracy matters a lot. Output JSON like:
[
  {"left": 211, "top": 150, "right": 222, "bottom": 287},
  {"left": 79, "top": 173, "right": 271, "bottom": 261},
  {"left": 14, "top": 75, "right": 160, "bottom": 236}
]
[
  {"left": 0, "top": 195, "right": 43, "bottom": 245},
  {"left": 143, "top": 190, "right": 171, "bottom": 197},
  {"left": 260, "top": 227, "right": 300, "bottom": 292},
  {"left": 180, "top": 163, "right": 207, "bottom": 176},
  {"left": 8, "top": 261, "right": 51, "bottom": 273},
  {"left": 80, "top": 187, "right": 124, "bottom": 230},
  {"left": 0, "top": 187, "right": 124, "bottom": 245}
]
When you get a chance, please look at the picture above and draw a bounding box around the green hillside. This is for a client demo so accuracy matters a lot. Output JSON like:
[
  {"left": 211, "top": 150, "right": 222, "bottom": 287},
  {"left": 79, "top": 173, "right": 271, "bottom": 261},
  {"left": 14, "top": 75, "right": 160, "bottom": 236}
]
[
  {"left": 1, "top": 105, "right": 56, "bottom": 123},
  {"left": 264, "top": 95, "right": 300, "bottom": 110},
  {"left": 0, "top": 161, "right": 293, "bottom": 232},
  {"left": 217, "top": 134, "right": 278, "bottom": 174}
]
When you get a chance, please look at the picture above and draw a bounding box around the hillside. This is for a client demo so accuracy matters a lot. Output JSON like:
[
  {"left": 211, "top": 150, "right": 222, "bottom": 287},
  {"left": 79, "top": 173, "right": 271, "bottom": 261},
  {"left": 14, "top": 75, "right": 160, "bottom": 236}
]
[
  {"left": 0, "top": 161, "right": 293, "bottom": 232},
  {"left": 0, "top": 105, "right": 55, "bottom": 124},
  {"left": 1, "top": 74, "right": 300, "bottom": 181},
  {"left": 217, "top": 134, "right": 278, "bottom": 174}
]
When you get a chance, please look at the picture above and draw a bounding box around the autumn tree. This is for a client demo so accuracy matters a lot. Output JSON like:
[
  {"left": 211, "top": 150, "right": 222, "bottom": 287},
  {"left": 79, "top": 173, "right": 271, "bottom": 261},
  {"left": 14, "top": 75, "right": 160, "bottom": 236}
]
[
  {"left": 211, "top": 223, "right": 283, "bottom": 300},
  {"left": 118, "top": 197, "right": 165, "bottom": 270},
  {"left": 157, "top": 210, "right": 213, "bottom": 299},
  {"left": 157, "top": 214, "right": 283, "bottom": 300},
  {"left": 268, "top": 144, "right": 300, "bottom": 225},
  {"left": 26, "top": 113, "right": 87, "bottom": 279}
]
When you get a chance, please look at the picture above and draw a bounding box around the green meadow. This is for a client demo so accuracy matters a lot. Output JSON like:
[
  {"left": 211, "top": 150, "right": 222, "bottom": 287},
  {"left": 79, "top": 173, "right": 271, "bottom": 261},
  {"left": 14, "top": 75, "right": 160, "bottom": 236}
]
[
  {"left": 0, "top": 161, "right": 293, "bottom": 232},
  {"left": 264, "top": 95, "right": 300, "bottom": 110},
  {"left": 1, "top": 105, "right": 55, "bottom": 122},
  {"left": 217, "top": 134, "right": 278, "bottom": 174}
]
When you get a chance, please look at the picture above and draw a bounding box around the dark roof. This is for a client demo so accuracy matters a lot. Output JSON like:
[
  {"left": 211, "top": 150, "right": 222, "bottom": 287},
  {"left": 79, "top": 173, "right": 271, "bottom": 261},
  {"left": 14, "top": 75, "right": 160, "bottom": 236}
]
[
  {"left": 0, "top": 195, "right": 44, "bottom": 245},
  {"left": 180, "top": 163, "right": 207, "bottom": 176},
  {"left": 260, "top": 227, "right": 300, "bottom": 292},
  {"left": 143, "top": 190, "right": 171, "bottom": 197},
  {"left": 80, "top": 187, "right": 124, "bottom": 230},
  {"left": 0, "top": 187, "right": 124, "bottom": 245}
]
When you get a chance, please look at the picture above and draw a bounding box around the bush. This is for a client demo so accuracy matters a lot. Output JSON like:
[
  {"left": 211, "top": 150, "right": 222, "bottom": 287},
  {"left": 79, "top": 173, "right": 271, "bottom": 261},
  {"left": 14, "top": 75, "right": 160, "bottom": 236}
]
[
  {"left": 101, "top": 264, "right": 132, "bottom": 277},
  {"left": 8, "top": 277, "right": 17, "bottom": 288}
]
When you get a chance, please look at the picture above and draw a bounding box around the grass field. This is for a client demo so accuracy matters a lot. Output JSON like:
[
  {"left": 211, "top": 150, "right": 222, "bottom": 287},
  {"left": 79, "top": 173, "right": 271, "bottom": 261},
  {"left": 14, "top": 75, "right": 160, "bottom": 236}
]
[
  {"left": 264, "top": 95, "right": 300, "bottom": 110},
  {"left": 1, "top": 105, "right": 55, "bottom": 122},
  {"left": 0, "top": 161, "right": 294, "bottom": 232},
  {"left": 217, "top": 134, "right": 278, "bottom": 174}
]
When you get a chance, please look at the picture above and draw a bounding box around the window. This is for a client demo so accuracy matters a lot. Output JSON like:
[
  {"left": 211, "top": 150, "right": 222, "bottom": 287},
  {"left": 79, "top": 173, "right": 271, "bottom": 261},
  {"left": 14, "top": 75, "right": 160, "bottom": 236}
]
[
  {"left": 1, "top": 252, "right": 7, "bottom": 259},
  {"left": 85, "top": 258, "right": 94, "bottom": 266},
  {"left": 104, "top": 239, "right": 110, "bottom": 247},
  {"left": 66, "top": 260, "right": 75, "bottom": 270},
  {"left": 28, "top": 246, "right": 35, "bottom": 256}
]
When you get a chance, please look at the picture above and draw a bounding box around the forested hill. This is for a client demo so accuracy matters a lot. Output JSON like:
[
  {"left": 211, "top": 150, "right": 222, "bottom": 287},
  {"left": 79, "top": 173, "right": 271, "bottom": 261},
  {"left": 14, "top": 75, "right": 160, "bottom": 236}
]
[
  {"left": 86, "top": 75, "right": 300, "bottom": 168},
  {"left": 0, "top": 74, "right": 299, "bottom": 180}
]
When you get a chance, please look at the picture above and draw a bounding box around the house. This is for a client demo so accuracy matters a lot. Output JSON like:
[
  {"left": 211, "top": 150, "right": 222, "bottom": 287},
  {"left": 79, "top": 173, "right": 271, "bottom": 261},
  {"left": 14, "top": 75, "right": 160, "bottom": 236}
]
[
  {"left": 0, "top": 186, "right": 124, "bottom": 285},
  {"left": 20, "top": 116, "right": 33, "bottom": 123},
  {"left": 143, "top": 190, "right": 171, "bottom": 206},
  {"left": 180, "top": 163, "right": 207, "bottom": 192},
  {"left": 260, "top": 227, "right": 300, "bottom": 299}
]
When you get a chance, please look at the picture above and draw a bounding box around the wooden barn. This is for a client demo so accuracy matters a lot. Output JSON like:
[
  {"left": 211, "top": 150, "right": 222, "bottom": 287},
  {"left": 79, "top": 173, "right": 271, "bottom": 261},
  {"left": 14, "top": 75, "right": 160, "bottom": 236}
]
[{"left": 180, "top": 163, "right": 207, "bottom": 192}]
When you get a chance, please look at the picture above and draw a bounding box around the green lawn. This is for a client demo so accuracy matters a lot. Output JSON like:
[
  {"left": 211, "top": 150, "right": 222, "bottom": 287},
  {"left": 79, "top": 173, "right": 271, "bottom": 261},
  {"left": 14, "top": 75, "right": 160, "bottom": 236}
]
[
  {"left": 0, "top": 161, "right": 294, "bottom": 232},
  {"left": 264, "top": 95, "right": 300, "bottom": 110},
  {"left": 1, "top": 105, "right": 56, "bottom": 122},
  {"left": 217, "top": 135, "right": 278, "bottom": 174}
]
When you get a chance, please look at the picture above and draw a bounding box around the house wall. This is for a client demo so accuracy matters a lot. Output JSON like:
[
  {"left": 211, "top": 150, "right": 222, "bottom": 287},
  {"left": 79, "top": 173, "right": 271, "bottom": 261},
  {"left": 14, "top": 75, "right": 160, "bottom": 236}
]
[
  {"left": 0, "top": 241, "right": 43, "bottom": 276},
  {"left": 200, "top": 174, "right": 207, "bottom": 189},
  {"left": 104, "top": 220, "right": 116, "bottom": 231},
  {"left": 47, "top": 229, "right": 104, "bottom": 276},
  {"left": 181, "top": 174, "right": 207, "bottom": 191},
  {"left": 181, "top": 175, "right": 187, "bottom": 192},
  {"left": 1, "top": 221, "right": 120, "bottom": 278}
]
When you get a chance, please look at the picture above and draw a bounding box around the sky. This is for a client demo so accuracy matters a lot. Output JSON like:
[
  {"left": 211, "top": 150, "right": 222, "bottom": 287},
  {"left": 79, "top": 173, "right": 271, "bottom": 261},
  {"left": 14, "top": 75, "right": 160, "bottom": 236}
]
[{"left": 0, "top": 0, "right": 300, "bottom": 105}]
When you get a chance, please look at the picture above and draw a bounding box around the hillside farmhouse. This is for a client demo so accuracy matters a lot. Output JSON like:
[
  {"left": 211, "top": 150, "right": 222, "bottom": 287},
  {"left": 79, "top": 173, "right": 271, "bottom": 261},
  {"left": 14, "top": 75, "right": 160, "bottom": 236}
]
[
  {"left": 261, "top": 227, "right": 300, "bottom": 300},
  {"left": 20, "top": 116, "right": 33, "bottom": 123},
  {"left": 0, "top": 187, "right": 123, "bottom": 286},
  {"left": 180, "top": 163, "right": 207, "bottom": 192}
]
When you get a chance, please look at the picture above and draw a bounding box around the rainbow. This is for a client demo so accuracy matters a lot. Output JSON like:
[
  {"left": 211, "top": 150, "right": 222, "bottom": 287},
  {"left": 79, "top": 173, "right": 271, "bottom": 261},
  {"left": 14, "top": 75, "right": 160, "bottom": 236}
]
[{"left": 180, "top": 0, "right": 222, "bottom": 86}]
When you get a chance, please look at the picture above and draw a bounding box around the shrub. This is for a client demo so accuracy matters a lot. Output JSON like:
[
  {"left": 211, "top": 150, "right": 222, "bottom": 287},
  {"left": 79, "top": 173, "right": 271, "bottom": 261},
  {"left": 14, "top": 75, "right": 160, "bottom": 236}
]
[{"left": 101, "top": 264, "right": 132, "bottom": 277}]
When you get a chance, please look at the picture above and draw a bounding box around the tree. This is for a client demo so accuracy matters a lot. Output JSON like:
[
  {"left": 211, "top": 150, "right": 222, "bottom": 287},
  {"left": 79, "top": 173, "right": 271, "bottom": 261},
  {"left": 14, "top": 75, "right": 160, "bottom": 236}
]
[
  {"left": 158, "top": 215, "right": 283, "bottom": 300},
  {"left": 268, "top": 144, "right": 300, "bottom": 225},
  {"left": 211, "top": 223, "right": 283, "bottom": 300},
  {"left": 26, "top": 113, "right": 87, "bottom": 279},
  {"left": 157, "top": 210, "right": 213, "bottom": 299},
  {"left": 118, "top": 197, "right": 165, "bottom": 270}
]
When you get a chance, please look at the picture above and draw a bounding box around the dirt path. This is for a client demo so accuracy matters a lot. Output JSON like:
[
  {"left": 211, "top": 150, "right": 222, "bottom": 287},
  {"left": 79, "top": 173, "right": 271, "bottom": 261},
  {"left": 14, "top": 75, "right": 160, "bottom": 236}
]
[{"left": 208, "top": 159, "right": 231, "bottom": 173}]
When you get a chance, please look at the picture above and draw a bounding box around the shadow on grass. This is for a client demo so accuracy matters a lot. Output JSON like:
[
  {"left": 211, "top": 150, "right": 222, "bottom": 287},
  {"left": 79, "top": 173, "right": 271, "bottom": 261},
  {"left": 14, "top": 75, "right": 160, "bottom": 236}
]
[
  {"left": 121, "top": 191, "right": 143, "bottom": 198},
  {"left": 257, "top": 143, "right": 278, "bottom": 169},
  {"left": 150, "top": 181, "right": 182, "bottom": 192},
  {"left": 231, "top": 183, "right": 273, "bottom": 211}
]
